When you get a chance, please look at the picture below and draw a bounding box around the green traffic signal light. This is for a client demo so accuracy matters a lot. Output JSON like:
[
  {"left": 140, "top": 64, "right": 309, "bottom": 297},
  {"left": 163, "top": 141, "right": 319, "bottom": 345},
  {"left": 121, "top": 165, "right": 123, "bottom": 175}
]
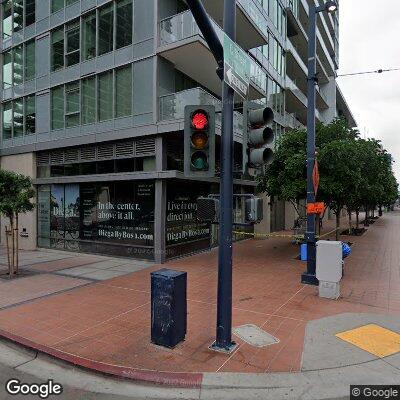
[{"left": 191, "top": 151, "right": 209, "bottom": 170}]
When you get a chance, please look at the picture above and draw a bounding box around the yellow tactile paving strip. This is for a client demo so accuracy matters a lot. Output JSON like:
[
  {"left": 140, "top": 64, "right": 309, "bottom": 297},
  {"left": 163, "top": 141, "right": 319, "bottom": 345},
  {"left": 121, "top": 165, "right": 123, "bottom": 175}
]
[{"left": 336, "top": 324, "right": 400, "bottom": 358}]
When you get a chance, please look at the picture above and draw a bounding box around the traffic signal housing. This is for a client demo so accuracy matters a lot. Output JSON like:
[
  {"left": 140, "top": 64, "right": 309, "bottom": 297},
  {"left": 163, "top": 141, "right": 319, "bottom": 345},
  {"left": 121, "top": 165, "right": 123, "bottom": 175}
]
[
  {"left": 184, "top": 105, "right": 215, "bottom": 178},
  {"left": 243, "top": 103, "right": 275, "bottom": 172}
]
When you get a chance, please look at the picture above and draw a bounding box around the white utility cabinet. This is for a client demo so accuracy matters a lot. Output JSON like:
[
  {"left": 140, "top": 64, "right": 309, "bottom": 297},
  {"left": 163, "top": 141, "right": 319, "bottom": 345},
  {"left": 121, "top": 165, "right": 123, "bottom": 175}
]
[{"left": 316, "top": 240, "right": 343, "bottom": 299}]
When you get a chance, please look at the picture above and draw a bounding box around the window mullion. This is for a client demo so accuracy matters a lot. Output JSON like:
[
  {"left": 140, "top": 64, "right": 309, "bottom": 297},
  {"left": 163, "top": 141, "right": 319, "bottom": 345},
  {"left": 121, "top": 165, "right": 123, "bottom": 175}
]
[{"left": 113, "top": 1, "right": 117, "bottom": 51}]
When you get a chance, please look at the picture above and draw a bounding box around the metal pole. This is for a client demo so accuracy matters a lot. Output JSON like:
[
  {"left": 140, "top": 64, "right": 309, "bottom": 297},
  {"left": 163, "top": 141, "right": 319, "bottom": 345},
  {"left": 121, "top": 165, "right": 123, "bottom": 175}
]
[
  {"left": 185, "top": 0, "right": 223, "bottom": 68},
  {"left": 211, "top": 0, "right": 237, "bottom": 352},
  {"left": 302, "top": 4, "right": 319, "bottom": 286}
]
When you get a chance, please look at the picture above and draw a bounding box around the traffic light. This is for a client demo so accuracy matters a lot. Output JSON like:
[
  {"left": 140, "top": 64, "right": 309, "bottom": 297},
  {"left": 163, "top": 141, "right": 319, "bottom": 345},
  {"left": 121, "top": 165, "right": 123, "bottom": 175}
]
[
  {"left": 184, "top": 105, "right": 215, "bottom": 178},
  {"left": 243, "top": 103, "right": 275, "bottom": 172},
  {"left": 197, "top": 197, "right": 219, "bottom": 223}
]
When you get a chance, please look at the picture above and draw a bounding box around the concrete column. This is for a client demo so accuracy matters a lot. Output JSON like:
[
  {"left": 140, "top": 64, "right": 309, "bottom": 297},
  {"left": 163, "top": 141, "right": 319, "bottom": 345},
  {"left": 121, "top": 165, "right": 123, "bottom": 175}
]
[
  {"left": 156, "top": 135, "right": 167, "bottom": 171},
  {"left": 285, "top": 201, "right": 297, "bottom": 230},
  {"left": 154, "top": 179, "right": 167, "bottom": 263},
  {"left": 320, "top": 76, "right": 337, "bottom": 123},
  {"left": 254, "top": 192, "right": 271, "bottom": 238}
]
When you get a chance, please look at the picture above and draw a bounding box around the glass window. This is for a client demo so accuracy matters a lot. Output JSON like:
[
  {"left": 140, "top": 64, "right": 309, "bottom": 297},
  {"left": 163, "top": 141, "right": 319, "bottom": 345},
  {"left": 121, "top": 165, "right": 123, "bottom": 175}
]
[
  {"left": 3, "top": 50, "right": 13, "bottom": 89},
  {"left": 98, "top": 71, "right": 113, "bottom": 121},
  {"left": 25, "top": 95, "right": 36, "bottom": 134},
  {"left": 3, "top": 102, "right": 12, "bottom": 139},
  {"left": 97, "top": 160, "right": 115, "bottom": 174},
  {"left": 116, "top": 0, "right": 133, "bottom": 49},
  {"left": 66, "top": 0, "right": 79, "bottom": 5},
  {"left": 115, "top": 65, "right": 132, "bottom": 118},
  {"left": 25, "top": 0, "right": 36, "bottom": 26},
  {"left": 82, "top": 76, "right": 96, "bottom": 124},
  {"left": 25, "top": 40, "right": 36, "bottom": 81},
  {"left": 82, "top": 12, "right": 96, "bottom": 60},
  {"left": 13, "top": 0, "right": 23, "bottom": 33},
  {"left": 13, "top": 98, "right": 24, "bottom": 137},
  {"left": 66, "top": 20, "right": 80, "bottom": 67},
  {"left": 2, "top": 0, "right": 12, "bottom": 39},
  {"left": 52, "top": 0, "right": 64, "bottom": 13},
  {"left": 52, "top": 28, "right": 64, "bottom": 71},
  {"left": 65, "top": 82, "right": 80, "bottom": 127},
  {"left": 13, "top": 45, "right": 24, "bottom": 86},
  {"left": 98, "top": 4, "right": 114, "bottom": 55},
  {"left": 52, "top": 86, "right": 65, "bottom": 130},
  {"left": 80, "top": 162, "right": 96, "bottom": 175}
]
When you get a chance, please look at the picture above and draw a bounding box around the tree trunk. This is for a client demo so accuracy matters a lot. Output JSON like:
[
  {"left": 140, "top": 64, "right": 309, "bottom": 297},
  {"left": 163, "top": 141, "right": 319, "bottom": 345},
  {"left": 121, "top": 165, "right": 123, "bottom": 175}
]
[
  {"left": 372, "top": 208, "right": 375, "bottom": 218},
  {"left": 348, "top": 209, "right": 352, "bottom": 234},
  {"left": 364, "top": 206, "right": 369, "bottom": 227},
  {"left": 318, "top": 215, "right": 322, "bottom": 236},
  {"left": 379, "top": 205, "right": 383, "bottom": 216},
  {"left": 335, "top": 211, "right": 341, "bottom": 241},
  {"left": 15, "top": 213, "right": 19, "bottom": 275},
  {"left": 10, "top": 216, "right": 15, "bottom": 277},
  {"left": 356, "top": 210, "right": 360, "bottom": 230},
  {"left": 5, "top": 226, "right": 11, "bottom": 277}
]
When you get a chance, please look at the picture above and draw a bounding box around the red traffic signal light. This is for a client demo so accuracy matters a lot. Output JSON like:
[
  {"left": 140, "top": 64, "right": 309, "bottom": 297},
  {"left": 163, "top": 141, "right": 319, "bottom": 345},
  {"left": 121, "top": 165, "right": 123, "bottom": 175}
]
[{"left": 191, "top": 111, "right": 209, "bottom": 130}]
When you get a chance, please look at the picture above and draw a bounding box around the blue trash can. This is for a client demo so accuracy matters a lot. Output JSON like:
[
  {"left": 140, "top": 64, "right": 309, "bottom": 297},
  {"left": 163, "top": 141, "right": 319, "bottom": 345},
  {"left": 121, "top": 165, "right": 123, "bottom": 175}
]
[
  {"left": 342, "top": 242, "right": 352, "bottom": 259},
  {"left": 300, "top": 243, "right": 307, "bottom": 261}
]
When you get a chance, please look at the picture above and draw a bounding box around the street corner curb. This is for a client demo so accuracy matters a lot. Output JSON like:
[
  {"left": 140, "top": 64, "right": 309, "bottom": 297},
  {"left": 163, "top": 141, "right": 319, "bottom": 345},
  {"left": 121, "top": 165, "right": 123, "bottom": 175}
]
[{"left": 0, "top": 329, "right": 203, "bottom": 388}]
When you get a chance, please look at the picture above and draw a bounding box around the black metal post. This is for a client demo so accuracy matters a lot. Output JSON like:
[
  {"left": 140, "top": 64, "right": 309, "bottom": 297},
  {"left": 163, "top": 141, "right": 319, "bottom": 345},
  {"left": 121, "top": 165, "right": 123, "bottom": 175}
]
[
  {"left": 185, "top": 0, "right": 223, "bottom": 67},
  {"left": 302, "top": 4, "right": 319, "bottom": 286},
  {"left": 211, "top": 0, "right": 237, "bottom": 352}
]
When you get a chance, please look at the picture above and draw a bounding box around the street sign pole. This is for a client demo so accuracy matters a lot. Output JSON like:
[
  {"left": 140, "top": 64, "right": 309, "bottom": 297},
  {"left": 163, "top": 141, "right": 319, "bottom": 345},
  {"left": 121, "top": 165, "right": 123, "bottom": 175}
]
[
  {"left": 211, "top": 0, "right": 237, "bottom": 353},
  {"left": 302, "top": 3, "right": 319, "bottom": 286}
]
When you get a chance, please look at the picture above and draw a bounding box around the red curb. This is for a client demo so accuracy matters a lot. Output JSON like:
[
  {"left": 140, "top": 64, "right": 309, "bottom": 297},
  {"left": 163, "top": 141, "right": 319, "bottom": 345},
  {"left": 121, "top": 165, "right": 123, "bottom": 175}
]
[{"left": 0, "top": 329, "right": 203, "bottom": 388}]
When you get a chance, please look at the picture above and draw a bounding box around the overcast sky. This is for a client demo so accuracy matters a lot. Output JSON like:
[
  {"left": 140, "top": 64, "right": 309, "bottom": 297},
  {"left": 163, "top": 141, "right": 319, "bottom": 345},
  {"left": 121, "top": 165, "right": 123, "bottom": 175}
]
[{"left": 337, "top": 0, "right": 400, "bottom": 181}]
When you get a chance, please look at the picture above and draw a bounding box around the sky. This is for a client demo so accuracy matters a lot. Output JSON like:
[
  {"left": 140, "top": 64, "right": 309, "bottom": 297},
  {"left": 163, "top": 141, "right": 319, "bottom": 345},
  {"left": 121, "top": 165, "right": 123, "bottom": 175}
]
[{"left": 337, "top": 0, "right": 400, "bottom": 181}]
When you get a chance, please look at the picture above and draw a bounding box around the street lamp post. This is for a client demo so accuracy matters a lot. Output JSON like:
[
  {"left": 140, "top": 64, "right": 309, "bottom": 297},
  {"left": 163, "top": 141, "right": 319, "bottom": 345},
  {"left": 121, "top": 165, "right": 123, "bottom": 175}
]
[{"left": 302, "top": 1, "right": 338, "bottom": 286}]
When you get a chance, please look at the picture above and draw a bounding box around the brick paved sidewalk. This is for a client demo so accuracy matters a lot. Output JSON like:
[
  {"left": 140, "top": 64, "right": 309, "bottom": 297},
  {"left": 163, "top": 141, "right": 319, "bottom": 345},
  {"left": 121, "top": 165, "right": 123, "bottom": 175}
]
[{"left": 0, "top": 212, "right": 398, "bottom": 380}]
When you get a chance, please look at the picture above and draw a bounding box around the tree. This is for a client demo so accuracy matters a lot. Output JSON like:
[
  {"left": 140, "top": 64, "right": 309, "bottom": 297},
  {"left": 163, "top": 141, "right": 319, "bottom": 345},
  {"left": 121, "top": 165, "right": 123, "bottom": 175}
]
[
  {"left": 0, "top": 170, "right": 35, "bottom": 277},
  {"left": 318, "top": 138, "right": 362, "bottom": 239},
  {"left": 257, "top": 127, "right": 307, "bottom": 215},
  {"left": 257, "top": 119, "right": 359, "bottom": 233},
  {"left": 257, "top": 118, "right": 398, "bottom": 241}
]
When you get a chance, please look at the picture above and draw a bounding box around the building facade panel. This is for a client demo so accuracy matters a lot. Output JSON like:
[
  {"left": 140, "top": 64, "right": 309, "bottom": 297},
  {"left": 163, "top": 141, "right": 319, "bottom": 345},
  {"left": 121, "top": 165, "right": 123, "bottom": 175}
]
[{"left": 0, "top": 0, "right": 354, "bottom": 261}]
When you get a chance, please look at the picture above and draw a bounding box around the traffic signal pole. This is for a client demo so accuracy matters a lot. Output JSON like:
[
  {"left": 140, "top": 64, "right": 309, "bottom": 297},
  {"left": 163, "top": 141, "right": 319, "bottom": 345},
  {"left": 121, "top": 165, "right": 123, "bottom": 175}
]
[
  {"left": 185, "top": 0, "right": 237, "bottom": 352},
  {"left": 212, "top": 0, "right": 237, "bottom": 353},
  {"left": 302, "top": 4, "right": 319, "bottom": 286}
]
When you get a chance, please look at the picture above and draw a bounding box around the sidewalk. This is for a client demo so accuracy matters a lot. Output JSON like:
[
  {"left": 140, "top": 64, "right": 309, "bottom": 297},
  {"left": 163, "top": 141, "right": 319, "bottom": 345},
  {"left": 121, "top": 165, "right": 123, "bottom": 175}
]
[{"left": 0, "top": 212, "right": 399, "bottom": 390}]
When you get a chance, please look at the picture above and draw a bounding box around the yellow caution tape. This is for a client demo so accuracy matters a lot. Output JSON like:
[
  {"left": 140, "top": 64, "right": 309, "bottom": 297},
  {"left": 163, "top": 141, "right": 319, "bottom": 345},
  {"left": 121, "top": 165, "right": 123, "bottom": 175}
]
[{"left": 233, "top": 227, "right": 340, "bottom": 240}]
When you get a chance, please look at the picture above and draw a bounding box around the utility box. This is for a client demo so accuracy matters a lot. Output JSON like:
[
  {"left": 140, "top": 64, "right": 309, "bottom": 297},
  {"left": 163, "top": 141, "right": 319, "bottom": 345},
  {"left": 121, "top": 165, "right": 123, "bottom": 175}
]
[
  {"left": 245, "top": 197, "right": 263, "bottom": 223},
  {"left": 316, "top": 240, "right": 343, "bottom": 299},
  {"left": 151, "top": 269, "right": 187, "bottom": 348}
]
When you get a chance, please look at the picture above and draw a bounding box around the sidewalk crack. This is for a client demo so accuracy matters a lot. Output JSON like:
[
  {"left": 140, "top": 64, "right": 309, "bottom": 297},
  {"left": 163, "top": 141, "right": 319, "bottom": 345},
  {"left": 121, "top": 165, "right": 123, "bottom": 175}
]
[{"left": 13, "top": 350, "right": 38, "bottom": 370}]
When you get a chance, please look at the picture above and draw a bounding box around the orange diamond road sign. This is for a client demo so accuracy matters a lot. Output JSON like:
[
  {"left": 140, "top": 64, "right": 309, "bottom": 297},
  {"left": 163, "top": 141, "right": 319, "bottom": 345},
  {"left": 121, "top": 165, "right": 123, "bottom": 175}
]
[
  {"left": 307, "top": 202, "right": 325, "bottom": 215},
  {"left": 313, "top": 160, "right": 320, "bottom": 195}
]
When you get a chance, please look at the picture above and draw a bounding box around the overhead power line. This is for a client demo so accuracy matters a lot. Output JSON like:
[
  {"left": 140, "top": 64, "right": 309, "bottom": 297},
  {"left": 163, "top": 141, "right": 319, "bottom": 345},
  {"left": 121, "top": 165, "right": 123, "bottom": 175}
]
[{"left": 338, "top": 67, "right": 400, "bottom": 77}]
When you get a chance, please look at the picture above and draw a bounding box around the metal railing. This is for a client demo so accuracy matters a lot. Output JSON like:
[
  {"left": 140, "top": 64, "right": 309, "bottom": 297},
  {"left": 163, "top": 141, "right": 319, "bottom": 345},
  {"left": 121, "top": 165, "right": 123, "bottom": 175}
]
[
  {"left": 159, "top": 10, "right": 222, "bottom": 47},
  {"left": 237, "top": 0, "right": 269, "bottom": 38},
  {"left": 159, "top": 10, "right": 267, "bottom": 97}
]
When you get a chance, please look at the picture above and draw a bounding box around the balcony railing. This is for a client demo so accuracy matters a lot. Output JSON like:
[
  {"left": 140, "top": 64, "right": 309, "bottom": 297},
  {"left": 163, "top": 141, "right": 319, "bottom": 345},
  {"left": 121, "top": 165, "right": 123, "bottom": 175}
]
[
  {"left": 159, "top": 10, "right": 222, "bottom": 47},
  {"left": 285, "top": 112, "right": 305, "bottom": 130},
  {"left": 237, "top": 0, "right": 269, "bottom": 38},
  {"left": 159, "top": 10, "right": 267, "bottom": 97},
  {"left": 159, "top": 87, "right": 243, "bottom": 136}
]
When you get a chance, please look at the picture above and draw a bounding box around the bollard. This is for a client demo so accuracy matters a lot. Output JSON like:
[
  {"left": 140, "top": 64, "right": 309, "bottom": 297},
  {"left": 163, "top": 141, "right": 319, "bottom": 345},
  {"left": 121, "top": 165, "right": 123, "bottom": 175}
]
[{"left": 151, "top": 269, "right": 187, "bottom": 348}]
